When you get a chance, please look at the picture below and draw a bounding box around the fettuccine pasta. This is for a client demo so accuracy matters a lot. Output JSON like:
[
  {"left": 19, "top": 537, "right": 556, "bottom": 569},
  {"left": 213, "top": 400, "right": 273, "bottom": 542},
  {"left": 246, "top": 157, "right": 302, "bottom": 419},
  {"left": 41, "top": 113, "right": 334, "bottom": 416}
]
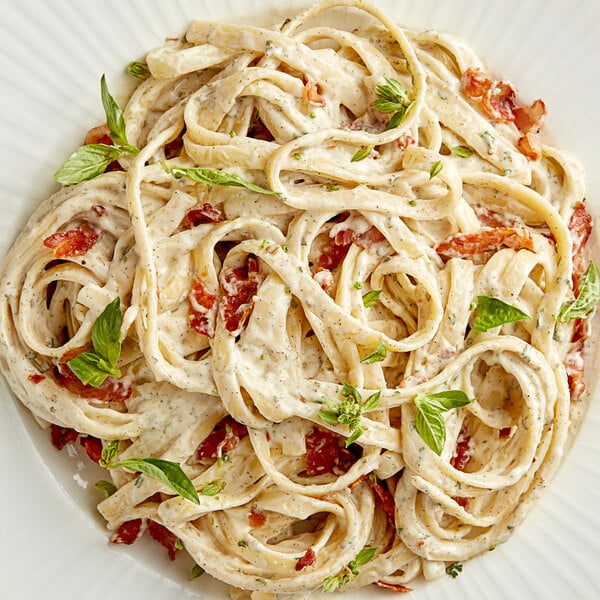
[{"left": 0, "top": 0, "right": 596, "bottom": 597}]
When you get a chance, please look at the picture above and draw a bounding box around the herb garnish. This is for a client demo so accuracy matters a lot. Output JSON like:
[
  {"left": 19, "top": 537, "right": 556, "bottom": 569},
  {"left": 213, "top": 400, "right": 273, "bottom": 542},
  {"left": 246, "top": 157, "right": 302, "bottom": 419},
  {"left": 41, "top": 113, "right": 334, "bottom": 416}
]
[
  {"left": 319, "top": 382, "right": 380, "bottom": 446},
  {"left": 54, "top": 75, "right": 139, "bottom": 184},
  {"left": 373, "top": 77, "right": 415, "bottom": 129},
  {"left": 361, "top": 341, "right": 387, "bottom": 364},
  {"left": 445, "top": 562, "right": 463, "bottom": 578},
  {"left": 321, "top": 547, "right": 377, "bottom": 593},
  {"left": 351, "top": 145, "right": 375, "bottom": 162},
  {"left": 414, "top": 391, "right": 474, "bottom": 455},
  {"left": 450, "top": 145, "right": 473, "bottom": 158},
  {"left": 557, "top": 261, "right": 599, "bottom": 322},
  {"left": 429, "top": 160, "right": 443, "bottom": 179},
  {"left": 161, "top": 162, "right": 277, "bottom": 196},
  {"left": 362, "top": 289, "right": 382, "bottom": 308},
  {"left": 100, "top": 440, "right": 201, "bottom": 505},
  {"left": 473, "top": 295, "right": 530, "bottom": 332},
  {"left": 127, "top": 61, "right": 150, "bottom": 80},
  {"left": 67, "top": 297, "right": 123, "bottom": 387}
]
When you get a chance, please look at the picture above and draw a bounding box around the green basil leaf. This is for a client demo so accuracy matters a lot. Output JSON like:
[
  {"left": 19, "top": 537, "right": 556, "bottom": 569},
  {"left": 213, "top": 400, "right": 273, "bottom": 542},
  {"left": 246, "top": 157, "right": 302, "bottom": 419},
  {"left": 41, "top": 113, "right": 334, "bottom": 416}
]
[
  {"left": 450, "top": 145, "right": 473, "bottom": 158},
  {"left": 351, "top": 546, "right": 377, "bottom": 568},
  {"left": 94, "top": 480, "right": 117, "bottom": 498},
  {"left": 429, "top": 160, "right": 443, "bottom": 179},
  {"left": 101, "top": 74, "right": 131, "bottom": 149},
  {"left": 189, "top": 564, "right": 205, "bottom": 581},
  {"left": 473, "top": 295, "right": 531, "bottom": 332},
  {"left": 318, "top": 410, "right": 340, "bottom": 425},
  {"left": 414, "top": 391, "right": 473, "bottom": 455},
  {"left": 113, "top": 457, "right": 200, "bottom": 505},
  {"left": 422, "top": 390, "right": 472, "bottom": 411},
  {"left": 127, "top": 61, "right": 150, "bottom": 80},
  {"left": 345, "top": 425, "right": 364, "bottom": 447},
  {"left": 361, "top": 342, "right": 387, "bottom": 364},
  {"left": 92, "top": 297, "right": 122, "bottom": 366},
  {"left": 162, "top": 162, "right": 276, "bottom": 195},
  {"left": 67, "top": 350, "right": 120, "bottom": 387},
  {"left": 321, "top": 574, "right": 346, "bottom": 593},
  {"left": 415, "top": 399, "right": 447, "bottom": 455},
  {"left": 199, "top": 481, "right": 224, "bottom": 496},
  {"left": 362, "top": 391, "right": 381, "bottom": 412},
  {"left": 351, "top": 145, "right": 374, "bottom": 162},
  {"left": 341, "top": 381, "right": 362, "bottom": 405},
  {"left": 53, "top": 143, "right": 122, "bottom": 184},
  {"left": 362, "top": 289, "right": 382, "bottom": 308},
  {"left": 557, "top": 262, "right": 599, "bottom": 322},
  {"left": 100, "top": 440, "right": 121, "bottom": 468},
  {"left": 446, "top": 562, "right": 463, "bottom": 578}
]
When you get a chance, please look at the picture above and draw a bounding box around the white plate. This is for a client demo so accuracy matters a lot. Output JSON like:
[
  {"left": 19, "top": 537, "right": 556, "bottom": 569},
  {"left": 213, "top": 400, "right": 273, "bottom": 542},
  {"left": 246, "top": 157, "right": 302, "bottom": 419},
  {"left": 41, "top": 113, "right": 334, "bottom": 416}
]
[{"left": 1, "top": 1, "right": 599, "bottom": 599}]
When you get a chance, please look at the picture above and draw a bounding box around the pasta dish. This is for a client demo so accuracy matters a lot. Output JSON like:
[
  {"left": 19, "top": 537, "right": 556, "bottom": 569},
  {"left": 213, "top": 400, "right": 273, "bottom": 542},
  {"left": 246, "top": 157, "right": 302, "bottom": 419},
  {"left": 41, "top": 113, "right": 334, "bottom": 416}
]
[{"left": 0, "top": 0, "right": 597, "bottom": 596}]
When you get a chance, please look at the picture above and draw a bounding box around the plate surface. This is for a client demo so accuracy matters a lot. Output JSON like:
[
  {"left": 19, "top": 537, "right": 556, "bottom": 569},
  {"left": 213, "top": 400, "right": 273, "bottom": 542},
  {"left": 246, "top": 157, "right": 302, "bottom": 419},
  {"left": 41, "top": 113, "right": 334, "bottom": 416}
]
[{"left": 0, "top": 1, "right": 599, "bottom": 599}]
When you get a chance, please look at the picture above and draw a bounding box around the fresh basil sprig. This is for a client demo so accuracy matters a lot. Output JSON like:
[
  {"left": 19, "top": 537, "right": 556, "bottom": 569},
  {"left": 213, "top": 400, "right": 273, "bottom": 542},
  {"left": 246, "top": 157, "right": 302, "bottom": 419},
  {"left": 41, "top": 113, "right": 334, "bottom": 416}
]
[
  {"left": 67, "top": 297, "right": 123, "bottom": 387},
  {"left": 557, "top": 261, "right": 599, "bottom": 322},
  {"left": 161, "top": 162, "right": 277, "bottom": 196},
  {"left": 100, "top": 441, "right": 201, "bottom": 505},
  {"left": 373, "top": 77, "right": 415, "bottom": 129},
  {"left": 54, "top": 75, "right": 139, "bottom": 185},
  {"left": 319, "top": 382, "right": 380, "bottom": 446},
  {"left": 473, "top": 295, "right": 530, "bottom": 332},
  {"left": 321, "top": 547, "right": 377, "bottom": 593},
  {"left": 361, "top": 341, "right": 387, "bottom": 364},
  {"left": 414, "top": 390, "right": 474, "bottom": 455}
]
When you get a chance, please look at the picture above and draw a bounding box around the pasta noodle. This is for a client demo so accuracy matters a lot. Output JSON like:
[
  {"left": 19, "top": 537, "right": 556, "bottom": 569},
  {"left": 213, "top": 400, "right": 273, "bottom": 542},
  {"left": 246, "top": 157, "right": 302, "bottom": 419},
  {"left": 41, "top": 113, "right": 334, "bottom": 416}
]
[{"left": 0, "top": 0, "right": 596, "bottom": 596}]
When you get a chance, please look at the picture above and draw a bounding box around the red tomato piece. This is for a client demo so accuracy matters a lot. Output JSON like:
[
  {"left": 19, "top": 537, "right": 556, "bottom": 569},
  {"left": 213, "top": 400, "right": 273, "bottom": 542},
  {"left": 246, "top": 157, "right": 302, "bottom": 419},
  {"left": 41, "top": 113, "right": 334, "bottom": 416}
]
[
  {"left": 80, "top": 435, "right": 103, "bottom": 463},
  {"left": 50, "top": 424, "right": 79, "bottom": 451},
  {"left": 196, "top": 416, "right": 248, "bottom": 460},
  {"left": 219, "top": 256, "right": 263, "bottom": 336},
  {"left": 248, "top": 505, "right": 267, "bottom": 528},
  {"left": 375, "top": 581, "right": 412, "bottom": 593},
  {"left": 43, "top": 223, "right": 99, "bottom": 259},
  {"left": 188, "top": 279, "right": 218, "bottom": 337},
  {"left": 295, "top": 548, "right": 316, "bottom": 571},
  {"left": 436, "top": 227, "right": 533, "bottom": 259},
  {"left": 450, "top": 428, "right": 471, "bottom": 471},
  {"left": 110, "top": 519, "right": 145, "bottom": 545},
  {"left": 183, "top": 204, "right": 224, "bottom": 228},
  {"left": 148, "top": 520, "right": 181, "bottom": 561}
]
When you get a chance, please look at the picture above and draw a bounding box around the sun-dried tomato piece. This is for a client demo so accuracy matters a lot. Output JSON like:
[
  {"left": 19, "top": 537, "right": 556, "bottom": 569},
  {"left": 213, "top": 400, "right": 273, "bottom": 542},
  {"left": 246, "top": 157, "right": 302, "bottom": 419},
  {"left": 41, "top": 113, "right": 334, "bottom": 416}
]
[
  {"left": 375, "top": 581, "right": 412, "bottom": 593},
  {"left": 450, "top": 428, "right": 471, "bottom": 471},
  {"left": 568, "top": 202, "right": 593, "bottom": 294},
  {"left": 317, "top": 226, "right": 384, "bottom": 270},
  {"left": 54, "top": 346, "right": 132, "bottom": 402},
  {"left": 295, "top": 547, "right": 316, "bottom": 571},
  {"left": 28, "top": 373, "right": 46, "bottom": 384},
  {"left": 50, "top": 424, "right": 79, "bottom": 451},
  {"left": 84, "top": 123, "right": 113, "bottom": 146},
  {"left": 219, "top": 256, "right": 263, "bottom": 336},
  {"left": 196, "top": 416, "right": 248, "bottom": 460},
  {"left": 452, "top": 495, "right": 469, "bottom": 508},
  {"left": 312, "top": 267, "right": 334, "bottom": 291},
  {"left": 110, "top": 519, "right": 145, "bottom": 545},
  {"left": 366, "top": 476, "right": 396, "bottom": 526},
  {"left": 436, "top": 227, "right": 533, "bottom": 259},
  {"left": 188, "top": 279, "right": 217, "bottom": 337},
  {"left": 513, "top": 99, "right": 547, "bottom": 135},
  {"left": 248, "top": 505, "right": 267, "bottom": 528},
  {"left": 148, "top": 520, "right": 181, "bottom": 561},
  {"left": 183, "top": 204, "right": 224, "bottom": 228},
  {"left": 564, "top": 345, "right": 585, "bottom": 401},
  {"left": 305, "top": 427, "right": 357, "bottom": 476},
  {"left": 43, "top": 223, "right": 99, "bottom": 258},
  {"left": 80, "top": 435, "right": 103, "bottom": 463},
  {"left": 463, "top": 68, "right": 517, "bottom": 123},
  {"left": 303, "top": 76, "right": 326, "bottom": 107}
]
